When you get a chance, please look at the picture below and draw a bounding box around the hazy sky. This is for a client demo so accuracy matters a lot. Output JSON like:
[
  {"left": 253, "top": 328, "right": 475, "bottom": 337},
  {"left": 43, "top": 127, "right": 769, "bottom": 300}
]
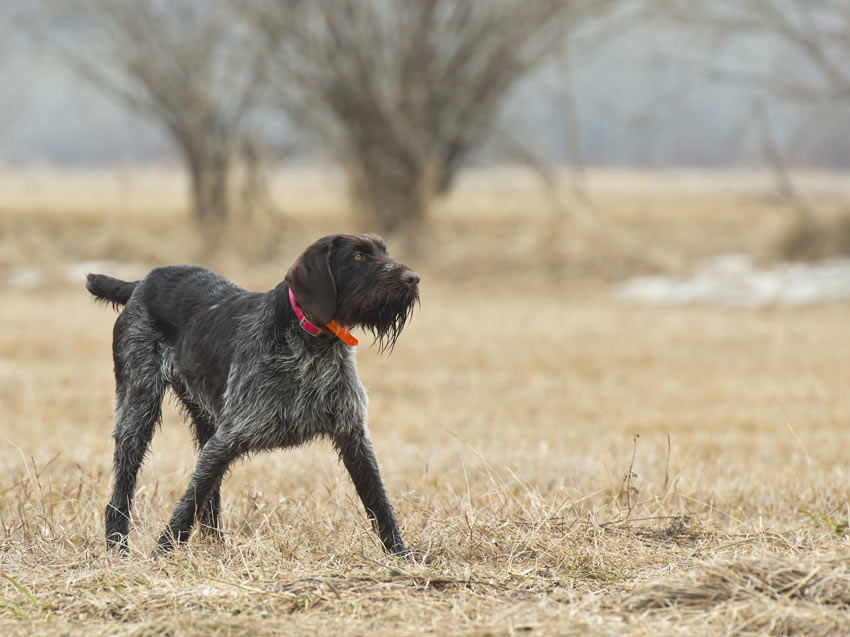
[{"left": 2, "top": 15, "right": 846, "bottom": 169}]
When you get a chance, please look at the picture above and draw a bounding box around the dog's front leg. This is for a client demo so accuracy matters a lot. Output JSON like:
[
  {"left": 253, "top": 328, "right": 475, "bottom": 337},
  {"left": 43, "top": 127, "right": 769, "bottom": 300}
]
[
  {"left": 156, "top": 433, "right": 241, "bottom": 552},
  {"left": 334, "top": 430, "right": 408, "bottom": 557}
]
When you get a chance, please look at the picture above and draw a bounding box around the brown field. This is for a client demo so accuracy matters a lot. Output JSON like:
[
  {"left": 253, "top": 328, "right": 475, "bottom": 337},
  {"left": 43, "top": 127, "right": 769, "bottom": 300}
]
[{"left": 1, "top": 168, "right": 849, "bottom": 635}]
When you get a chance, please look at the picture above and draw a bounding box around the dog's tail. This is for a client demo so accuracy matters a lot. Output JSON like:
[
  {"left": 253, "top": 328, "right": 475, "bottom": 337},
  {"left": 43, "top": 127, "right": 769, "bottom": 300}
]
[{"left": 86, "top": 273, "right": 139, "bottom": 310}]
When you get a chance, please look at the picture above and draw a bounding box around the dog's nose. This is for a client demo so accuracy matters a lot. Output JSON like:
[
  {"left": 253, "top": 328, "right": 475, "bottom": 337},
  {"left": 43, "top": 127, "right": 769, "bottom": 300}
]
[{"left": 401, "top": 270, "right": 420, "bottom": 287}]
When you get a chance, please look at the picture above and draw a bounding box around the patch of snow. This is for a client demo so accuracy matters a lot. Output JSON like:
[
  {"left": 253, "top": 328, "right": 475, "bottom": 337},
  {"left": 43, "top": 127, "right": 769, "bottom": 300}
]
[
  {"left": 62, "top": 261, "right": 146, "bottom": 284},
  {"left": 615, "top": 254, "right": 850, "bottom": 306},
  {"left": 6, "top": 267, "right": 42, "bottom": 289},
  {"left": 3, "top": 261, "right": 146, "bottom": 289}
]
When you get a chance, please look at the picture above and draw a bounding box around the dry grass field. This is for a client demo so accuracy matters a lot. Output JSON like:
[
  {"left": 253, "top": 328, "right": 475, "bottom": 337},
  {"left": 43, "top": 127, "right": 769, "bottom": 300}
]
[{"left": 1, "top": 168, "right": 849, "bottom": 635}]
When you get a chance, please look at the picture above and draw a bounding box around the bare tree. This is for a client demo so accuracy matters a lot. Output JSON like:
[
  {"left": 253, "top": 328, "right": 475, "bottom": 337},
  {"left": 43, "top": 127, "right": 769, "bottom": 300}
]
[
  {"left": 244, "top": 0, "right": 610, "bottom": 234},
  {"left": 650, "top": 0, "right": 850, "bottom": 256},
  {"left": 652, "top": 1, "right": 850, "bottom": 103},
  {"left": 38, "top": 0, "right": 266, "bottom": 237},
  {"left": 496, "top": 4, "right": 643, "bottom": 220}
]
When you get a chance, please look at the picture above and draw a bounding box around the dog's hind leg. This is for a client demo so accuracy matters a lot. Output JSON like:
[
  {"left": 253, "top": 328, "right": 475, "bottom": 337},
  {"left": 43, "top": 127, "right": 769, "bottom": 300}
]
[
  {"left": 334, "top": 430, "right": 408, "bottom": 557},
  {"left": 182, "top": 400, "right": 223, "bottom": 540},
  {"left": 156, "top": 432, "right": 241, "bottom": 552},
  {"left": 105, "top": 320, "right": 165, "bottom": 552},
  {"left": 198, "top": 477, "right": 223, "bottom": 539}
]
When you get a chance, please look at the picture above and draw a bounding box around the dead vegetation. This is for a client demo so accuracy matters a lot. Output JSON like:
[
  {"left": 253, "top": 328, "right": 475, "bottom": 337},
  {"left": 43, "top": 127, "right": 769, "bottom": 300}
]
[
  {"left": 777, "top": 213, "right": 850, "bottom": 262},
  {"left": 619, "top": 556, "right": 850, "bottom": 635},
  {"left": 1, "top": 168, "right": 849, "bottom": 635}
]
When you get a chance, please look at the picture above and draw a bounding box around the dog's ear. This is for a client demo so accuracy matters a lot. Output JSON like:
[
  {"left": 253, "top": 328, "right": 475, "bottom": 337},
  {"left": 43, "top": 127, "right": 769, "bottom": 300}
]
[{"left": 285, "top": 236, "right": 338, "bottom": 325}]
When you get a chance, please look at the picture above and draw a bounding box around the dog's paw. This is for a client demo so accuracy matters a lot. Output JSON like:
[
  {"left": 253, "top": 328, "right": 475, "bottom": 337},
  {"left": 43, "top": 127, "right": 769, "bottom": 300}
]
[
  {"left": 154, "top": 532, "right": 179, "bottom": 554},
  {"left": 105, "top": 535, "right": 129, "bottom": 555},
  {"left": 154, "top": 525, "right": 193, "bottom": 554},
  {"left": 388, "top": 542, "right": 413, "bottom": 561}
]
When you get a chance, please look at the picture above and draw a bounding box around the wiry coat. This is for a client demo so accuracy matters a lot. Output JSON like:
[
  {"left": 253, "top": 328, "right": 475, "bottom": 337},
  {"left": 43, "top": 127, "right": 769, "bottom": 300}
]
[{"left": 88, "top": 234, "right": 419, "bottom": 556}]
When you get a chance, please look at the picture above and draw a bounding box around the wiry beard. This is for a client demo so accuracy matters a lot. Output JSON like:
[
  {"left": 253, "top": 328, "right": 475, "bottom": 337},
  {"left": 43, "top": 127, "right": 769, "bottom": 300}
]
[{"left": 337, "top": 282, "right": 419, "bottom": 354}]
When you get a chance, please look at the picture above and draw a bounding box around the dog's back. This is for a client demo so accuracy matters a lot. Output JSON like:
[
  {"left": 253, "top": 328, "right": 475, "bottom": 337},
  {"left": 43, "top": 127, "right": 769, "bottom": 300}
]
[
  {"left": 87, "top": 265, "right": 248, "bottom": 337},
  {"left": 88, "top": 265, "right": 265, "bottom": 419}
]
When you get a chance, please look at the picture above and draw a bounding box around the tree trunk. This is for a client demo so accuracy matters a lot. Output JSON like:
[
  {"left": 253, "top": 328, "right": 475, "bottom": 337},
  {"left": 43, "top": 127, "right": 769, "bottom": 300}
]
[
  {"left": 348, "top": 150, "right": 438, "bottom": 237},
  {"left": 187, "top": 146, "right": 231, "bottom": 242}
]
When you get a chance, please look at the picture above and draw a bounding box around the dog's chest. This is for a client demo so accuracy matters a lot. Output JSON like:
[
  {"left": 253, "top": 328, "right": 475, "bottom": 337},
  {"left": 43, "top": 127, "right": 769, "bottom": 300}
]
[
  {"left": 219, "top": 329, "right": 368, "bottom": 447},
  {"left": 263, "top": 337, "right": 367, "bottom": 435},
  {"left": 294, "top": 346, "right": 365, "bottom": 414}
]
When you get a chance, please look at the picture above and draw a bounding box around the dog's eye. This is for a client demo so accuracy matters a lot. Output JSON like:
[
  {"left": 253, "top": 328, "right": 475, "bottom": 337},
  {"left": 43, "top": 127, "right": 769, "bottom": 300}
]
[{"left": 353, "top": 253, "right": 363, "bottom": 261}]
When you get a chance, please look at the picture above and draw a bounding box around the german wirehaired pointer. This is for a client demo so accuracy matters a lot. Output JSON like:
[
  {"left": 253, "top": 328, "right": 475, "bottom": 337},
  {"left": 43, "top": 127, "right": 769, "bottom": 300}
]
[{"left": 87, "top": 234, "right": 419, "bottom": 556}]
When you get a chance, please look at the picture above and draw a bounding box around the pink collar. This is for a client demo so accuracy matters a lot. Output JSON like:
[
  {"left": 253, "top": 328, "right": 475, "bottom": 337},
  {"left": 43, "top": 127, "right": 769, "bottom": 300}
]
[
  {"left": 289, "top": 287, "right": 323, "bottom": 337},
  {"left": 288, "top": 287, "right": 358, "bottom": 346}
]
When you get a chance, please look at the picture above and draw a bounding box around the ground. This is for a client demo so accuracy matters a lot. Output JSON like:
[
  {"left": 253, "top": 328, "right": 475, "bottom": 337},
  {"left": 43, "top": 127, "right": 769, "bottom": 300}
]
[{"left": 1, "top": 168, "right": 849, "bottom": 635}]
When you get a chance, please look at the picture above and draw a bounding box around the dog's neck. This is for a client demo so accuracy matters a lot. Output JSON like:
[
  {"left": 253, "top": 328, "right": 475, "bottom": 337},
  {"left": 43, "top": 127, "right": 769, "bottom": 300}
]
[
  {"left": 288, "top": 287, "right": 323, "bottom": 337},
  {"left": 288, "top": 287, "right": 358, "bottom": 346}
]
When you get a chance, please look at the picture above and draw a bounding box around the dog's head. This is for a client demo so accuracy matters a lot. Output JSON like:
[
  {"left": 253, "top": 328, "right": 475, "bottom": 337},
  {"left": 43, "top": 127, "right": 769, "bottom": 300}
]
[{"left": 285, "top": 234, "right": 420, "bottom": 351}]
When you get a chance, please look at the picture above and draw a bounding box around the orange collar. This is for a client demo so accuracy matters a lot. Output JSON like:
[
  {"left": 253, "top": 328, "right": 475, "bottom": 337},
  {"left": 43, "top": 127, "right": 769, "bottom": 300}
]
[{"left": 325, "top": 320, "right": 358, "bottom": 347}]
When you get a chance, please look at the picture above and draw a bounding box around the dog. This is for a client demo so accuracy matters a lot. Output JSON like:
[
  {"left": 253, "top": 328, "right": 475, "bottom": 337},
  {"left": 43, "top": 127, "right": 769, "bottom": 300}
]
[{"left": 86, "top": 234, "right": 419, "bottom": 556}]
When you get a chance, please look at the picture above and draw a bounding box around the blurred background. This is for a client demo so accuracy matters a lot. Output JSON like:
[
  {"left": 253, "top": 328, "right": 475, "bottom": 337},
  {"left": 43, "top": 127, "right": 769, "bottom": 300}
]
[
  {"left": 2, "top": 5, "right": 850, "bottom": 631},
  {"left": 1, "top": 0, "right": 849, "bottom": 285}
]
